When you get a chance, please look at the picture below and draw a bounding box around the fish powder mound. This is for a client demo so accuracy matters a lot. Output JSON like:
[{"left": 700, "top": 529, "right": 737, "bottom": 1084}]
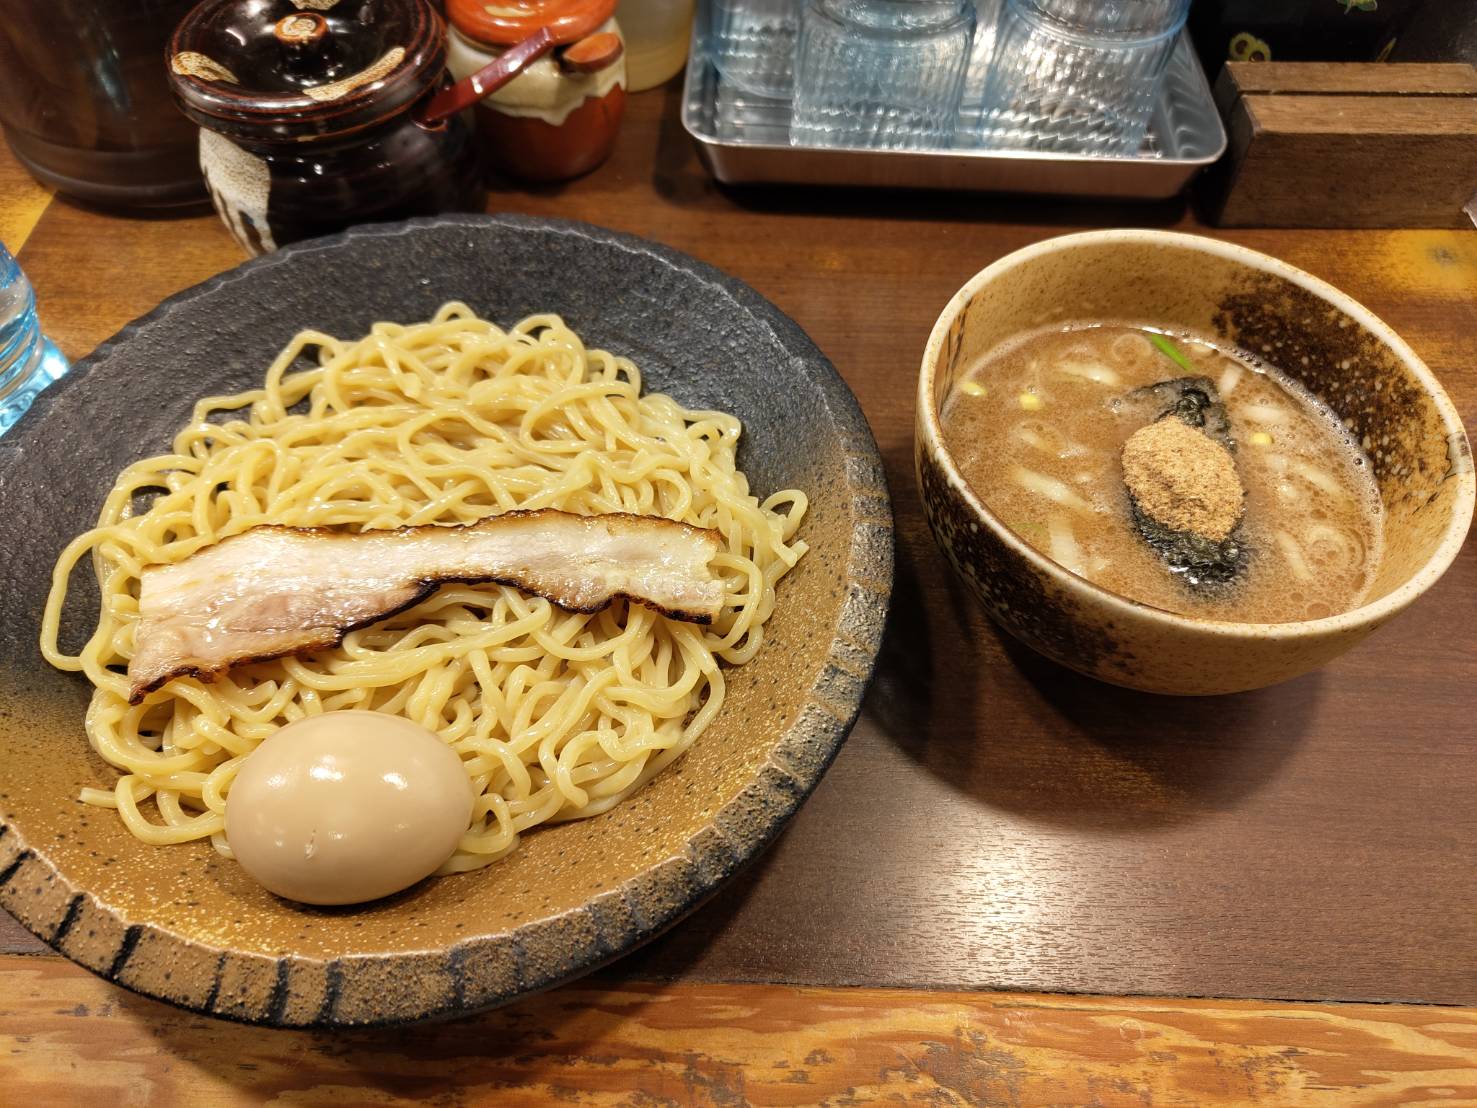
[{"left": 1121, "top": 418, "right": 1244, "bottom": 542}]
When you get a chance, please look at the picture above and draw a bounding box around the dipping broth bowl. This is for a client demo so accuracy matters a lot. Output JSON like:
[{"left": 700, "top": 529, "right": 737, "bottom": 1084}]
[{"left": 915, "top": 229, "right": 1474, "bottom": 695}]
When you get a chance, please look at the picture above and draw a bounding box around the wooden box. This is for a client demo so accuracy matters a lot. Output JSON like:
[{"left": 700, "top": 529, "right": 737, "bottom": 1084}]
[{"left": 1204, "top": 62, "right": 1477, "bottom": 228}]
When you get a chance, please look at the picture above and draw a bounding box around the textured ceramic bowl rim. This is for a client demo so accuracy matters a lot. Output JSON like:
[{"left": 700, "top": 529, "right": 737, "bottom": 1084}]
[
  {"left": 918, "top": 228, "right": 1476, "bottom": 641},
  {"left": 0, "top": 214, "right": 894, "bottom": 1027}
]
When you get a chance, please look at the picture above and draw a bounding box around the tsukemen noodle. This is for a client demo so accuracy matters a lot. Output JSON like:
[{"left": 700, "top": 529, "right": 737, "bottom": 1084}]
[{"left": 41, "top": 306, "right": 808, "bottom": 890}]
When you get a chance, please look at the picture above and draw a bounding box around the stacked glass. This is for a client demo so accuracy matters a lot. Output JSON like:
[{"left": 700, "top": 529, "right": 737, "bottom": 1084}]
[
  {"left": 705, "top": 0, "right": 1187, "bottom": 155},
  {"left": 709, "top": 0, "right": 802, "bottom": 98},
  {"left": 791, "top": 0, "right": 975, "bottom": 149},
  {"left": 976, "top": 0, "right": 1190, "bottom": 155}
]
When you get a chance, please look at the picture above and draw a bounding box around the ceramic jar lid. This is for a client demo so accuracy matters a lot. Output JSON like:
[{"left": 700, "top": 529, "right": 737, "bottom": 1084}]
[
  {"left": 169, "top": 0, "right": 447, "bottom": 140},
  {"left": 446, "top": 0, "right": 617, "bottom": 48}
]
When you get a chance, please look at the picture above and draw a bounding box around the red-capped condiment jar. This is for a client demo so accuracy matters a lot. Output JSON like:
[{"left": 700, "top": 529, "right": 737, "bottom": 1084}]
[
  {"left": 445, "top": 0, "right": 626, "bottom": 182},
  {"left": 168, "top": 0, "right": 484, "bottom": 255}
]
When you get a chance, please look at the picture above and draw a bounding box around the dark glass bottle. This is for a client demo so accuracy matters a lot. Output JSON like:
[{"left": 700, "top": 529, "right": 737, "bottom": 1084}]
[{"left": 0, "top": 0, "right": 208, "bottom": 211}]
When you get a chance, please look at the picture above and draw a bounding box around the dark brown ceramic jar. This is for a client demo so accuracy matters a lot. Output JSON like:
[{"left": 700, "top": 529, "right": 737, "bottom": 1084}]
[
  {"left": 167, "top": 0, "right": 483, "bottom": 255},
  {"left": 0, "top": 0, "right": 208, "bottom": 211}
]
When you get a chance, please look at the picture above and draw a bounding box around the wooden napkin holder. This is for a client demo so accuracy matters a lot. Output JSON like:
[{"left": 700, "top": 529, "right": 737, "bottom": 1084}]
[{"left": 1203, "top": 62, "right": 1477, "bottom": 228}]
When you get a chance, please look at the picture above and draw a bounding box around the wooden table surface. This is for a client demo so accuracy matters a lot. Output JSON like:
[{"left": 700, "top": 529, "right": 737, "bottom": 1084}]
[{"left": 3, "top": 84, "right": 1476, "bottom": 1103}]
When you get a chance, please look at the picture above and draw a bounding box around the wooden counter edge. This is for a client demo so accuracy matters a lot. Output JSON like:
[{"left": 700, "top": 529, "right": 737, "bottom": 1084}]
[
  {"left": 2, "top": 954, "right": 1475, "bottom": 1105},
  {"left": 0, "top": 143, "right": 51, "bottom": 255}
]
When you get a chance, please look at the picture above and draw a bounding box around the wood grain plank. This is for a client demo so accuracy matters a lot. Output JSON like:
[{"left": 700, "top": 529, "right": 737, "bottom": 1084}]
[
  {"left": 1213, "top": 94, "right": 1477, "bottom": 227},
  {"left": 1221, "top": 61, "right": 1477, "bottom": 99},
  {"left": 13, "top": 194, "right": 238, "bottom": 362},
  {"left": 1245, "top": 94, "right": 1477, "bottom": 136},
  {"left": 0, "top": 137, "right": 51, "bottom": 253},
  {"left": 0, "top": 910, "right": 44, "bottom": 956},
  {"left": 2, "top": 958, "right": 1476, "bottom": 1106}
]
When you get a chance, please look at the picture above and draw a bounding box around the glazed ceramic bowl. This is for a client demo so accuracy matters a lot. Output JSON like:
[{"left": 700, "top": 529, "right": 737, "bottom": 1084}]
[
  {"left": 0, "top": 215, "right": 892, "bottom": 1026},
  {"left": 916, "top": 229, "right": 1474, "bottom": 696}
]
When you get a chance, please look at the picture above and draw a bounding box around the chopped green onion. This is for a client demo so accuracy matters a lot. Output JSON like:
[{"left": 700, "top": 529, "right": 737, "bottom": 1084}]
[{"left": 1147, "top": 331, "right": 1196, "bottom": 374}]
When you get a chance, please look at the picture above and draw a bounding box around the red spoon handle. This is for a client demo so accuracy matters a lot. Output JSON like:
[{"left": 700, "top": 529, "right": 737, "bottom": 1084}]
[{"left": 416, "top": 27, "right": 556, "bottom": 126}]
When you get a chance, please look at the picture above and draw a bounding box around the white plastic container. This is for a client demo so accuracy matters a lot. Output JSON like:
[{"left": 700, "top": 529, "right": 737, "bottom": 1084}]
[{"left": 617, "top": 0, "right": 695, "bottom": 90}]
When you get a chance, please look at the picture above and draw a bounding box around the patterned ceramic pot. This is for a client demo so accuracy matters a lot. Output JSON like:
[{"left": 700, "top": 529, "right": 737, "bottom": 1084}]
[
  {"left": 915, "top": 229, "right": 1474, "bottom": 695},
  {"left": 167, "top": 0, "right": 483, "bottom": 255}
]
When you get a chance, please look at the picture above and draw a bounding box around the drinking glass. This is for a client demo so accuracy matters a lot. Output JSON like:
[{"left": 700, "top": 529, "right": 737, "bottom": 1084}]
[
  {"left": 791, "top": 0, "right": 975, "bottom": 150},
  {"left": 710, "top": 0, "right": 801, "bottom": 99},
  {"left": 976, "top": 0, "right": 1190, "bottom": 155}
]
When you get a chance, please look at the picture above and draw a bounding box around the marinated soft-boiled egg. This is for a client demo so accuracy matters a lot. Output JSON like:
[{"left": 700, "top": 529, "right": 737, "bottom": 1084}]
[{"left": 225, "top": 711, "right": 475, "bottom": 905}]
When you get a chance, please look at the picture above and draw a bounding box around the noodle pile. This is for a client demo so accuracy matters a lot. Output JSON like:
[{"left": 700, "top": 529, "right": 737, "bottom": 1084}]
[{"left": 41, "top": 305, "right": 807, "bottom": 872}]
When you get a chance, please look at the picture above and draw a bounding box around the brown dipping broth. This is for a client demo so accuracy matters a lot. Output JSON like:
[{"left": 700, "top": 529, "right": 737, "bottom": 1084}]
[{"left": 940, "top": 324, "right": 1384, "bottom": 624}]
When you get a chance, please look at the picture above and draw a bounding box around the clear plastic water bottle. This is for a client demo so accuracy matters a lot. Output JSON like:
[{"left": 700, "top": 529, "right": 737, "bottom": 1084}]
[
  {"left": 975, "top": 0, "right": 1189, "bottom": 155},
  {"left": 0, "top": 243, "right": 69, "bottom": 436},
  {"left": 791, "top": 0, "right": 975, "bottom": 150},
  {"left": 709, "top": 0, "right": 801, "bottom": 99}
]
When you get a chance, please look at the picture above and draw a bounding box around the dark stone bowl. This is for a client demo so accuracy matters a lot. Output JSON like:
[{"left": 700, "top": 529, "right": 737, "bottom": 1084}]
[{"left": 0, "top": 215, "right": 893, "bottom": 1026}]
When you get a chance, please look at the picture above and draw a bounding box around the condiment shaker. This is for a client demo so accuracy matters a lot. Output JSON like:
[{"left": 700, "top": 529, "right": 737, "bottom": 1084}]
[{"left": 168, "top": 0, "right": 484, "bottom": 255}]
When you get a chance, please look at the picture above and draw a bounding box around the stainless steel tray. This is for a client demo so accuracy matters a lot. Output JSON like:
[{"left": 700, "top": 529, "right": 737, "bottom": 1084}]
[{"left": 681, "top": 9, "right": 1227, "bottom": 200}]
